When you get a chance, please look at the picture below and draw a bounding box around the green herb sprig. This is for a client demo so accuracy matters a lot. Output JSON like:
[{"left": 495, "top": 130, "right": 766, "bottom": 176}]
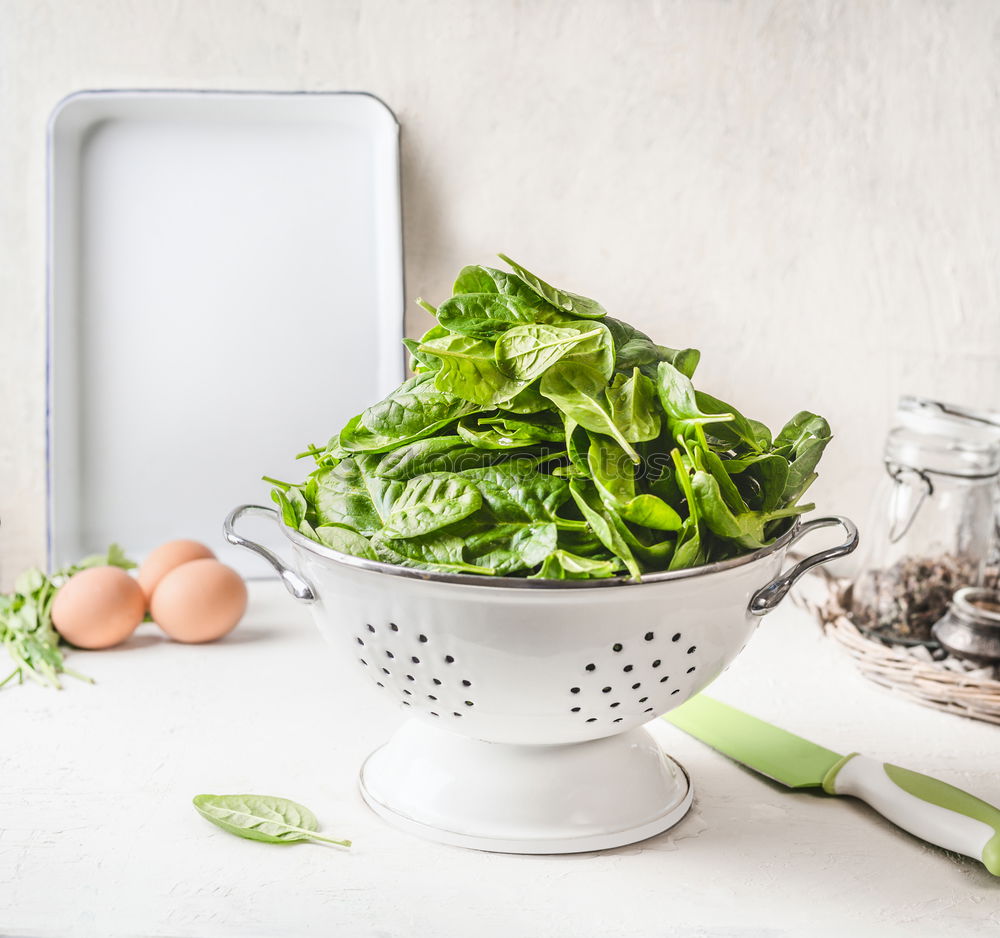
[
  {"left": 0, "top": 545, "right": 134, "bottom": 689},
  {"left": 268, "top": 255, "right": 832, "bottom": 580}
]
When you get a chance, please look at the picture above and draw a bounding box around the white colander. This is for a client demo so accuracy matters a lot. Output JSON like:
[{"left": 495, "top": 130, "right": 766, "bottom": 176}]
[{"left": 226, "top": 505, "right": 857, "bottom": 853}]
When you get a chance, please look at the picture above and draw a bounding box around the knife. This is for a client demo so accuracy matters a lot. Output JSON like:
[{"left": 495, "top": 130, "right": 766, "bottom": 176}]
[{"left": 663, "top": 694, "right": 1000, "bottom": 875}]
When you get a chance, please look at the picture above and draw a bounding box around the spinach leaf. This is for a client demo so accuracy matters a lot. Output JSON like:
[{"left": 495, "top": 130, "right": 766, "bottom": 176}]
[
  {"left": 569, "top": 482, "right": 641, "bottom": 579},
  {"left": 340, "top": 374, "right": 480, "bottom": 453},
  {"left": 309, "top": 461, "right": 385, "bottom": 535},
  {"left": 419, "top": 333, "right": 526, "bottom": 406},
  {"left": 313, "top": 524, "right": 378, "bottom": 560},
  {"left": 372, "top": 530, "right": 494, "bottom": 575},
  {"left": 656, "top": 361, "right": 735, "bottom": 443},
  {"left": 540, "top": 362, "right": 641, "bottom": 463},
  {"left": 498, "top": 254, "right": 607, "bottom": 319},
  {"left": 495, "top": 323, "right": 606, "bottom": 381},
  {"left": 606, "top": 368, "right": 661, "bottom": 442},
  {"left": 192, "top": 794, "right": 351, "bottom": 847},
  {"left": 375, "top": 436, "right": 485, "bottom": 480},
  {"left": 381, "top": 474, "right": 482, "bottom": 538},
  {"left": 464, "top": 522, "right": 558, "bottom": 575},
  {"left": 457, "top": 414, "right": 565, "bottom": 450},
  {"left": 436, "top": 292, "right": 570, "bottom": 338},
  {"left": 604, "top": 317, "right": 700, "bottom": 379},
  {"left": 773, "top": 412, "right": 832, "bottom": 505},
  {"left": 530, "top": 550, "right": 621, "bottom": 579}
]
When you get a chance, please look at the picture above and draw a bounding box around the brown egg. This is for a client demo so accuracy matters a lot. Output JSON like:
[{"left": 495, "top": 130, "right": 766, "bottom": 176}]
[
  {"left": 138, "top": 539, "right": 216, "bottom": 603},
  {"left": 150, "top": 559, "right": 247, "bottom": 644},
  {"left": 51, "top": 566, "right": 146, "bottom": 649}
]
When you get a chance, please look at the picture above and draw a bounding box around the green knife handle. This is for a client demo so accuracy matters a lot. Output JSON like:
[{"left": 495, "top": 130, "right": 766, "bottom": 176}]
[{"left": 823, "top": 753, "right": 1000, "bottom": 875}]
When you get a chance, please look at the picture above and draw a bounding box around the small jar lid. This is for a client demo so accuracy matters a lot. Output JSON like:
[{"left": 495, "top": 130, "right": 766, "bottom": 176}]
[
  {"left": 897, "top": 396, "right": 1000, "bottom": 443},
  {"left": 952, "top": 587, "right": 1000, "bottom": 629}
]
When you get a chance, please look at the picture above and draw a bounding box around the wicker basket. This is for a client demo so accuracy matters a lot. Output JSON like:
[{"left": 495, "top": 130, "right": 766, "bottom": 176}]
[{"left": 799, "top": 573, "right": 1000, "bottom": 725}]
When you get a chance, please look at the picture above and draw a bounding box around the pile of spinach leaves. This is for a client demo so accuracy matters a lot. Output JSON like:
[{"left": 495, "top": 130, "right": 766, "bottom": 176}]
[{"left": 269, "top": 255, "right": 831, "bottom": 580}]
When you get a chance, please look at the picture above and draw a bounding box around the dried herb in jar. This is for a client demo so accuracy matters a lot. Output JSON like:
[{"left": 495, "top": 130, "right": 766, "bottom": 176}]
[{"left": 851, "top": 554, "right": 978, "bottom": 642}]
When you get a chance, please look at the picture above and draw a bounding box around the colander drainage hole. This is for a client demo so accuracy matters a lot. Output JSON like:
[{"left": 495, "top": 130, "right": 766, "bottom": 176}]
[
  {"left": 631, "top": 682, "right": 641, "bottom": 690},
  {"left": 381, "top": 668, "right": 390, "bottom": 676},
  {"left": 360, "top": 658, "right": 368, "bottom": 666},
  {"left": 356, "top": 637, "right": 364, "bottom": 646},
  {"left": 390, "top": 623, "right": 398, "bottom": 632},
  {"left": 430, "top": 712, "right": 439, "bottom": 717},
  {"left": 687, "top": 645, "right": 697, "bottom": 654},
  {"left": 660, "top": 676, "right": 669, "bottom": 683},
  {"left": 385, "top": 651, "right": 394, "bottom": 659},
  {"left": 687, "top": 666, "right": 696, "bottom": 674},
  {"left": 444, "top": 655, "right": 454, "bottom": 664},
  {"left": 671, "top": 689, "right": 680, "bottom": 695},
  {"left": 613, "top": 717, "right": 623, "bottom": 723},
  {"left": 644, "top": 707, "right": 654, "bottom": 713},
  {"left": 376, "top": 682, "right": 384, "bottom": 688},
  {"left": 652, "top": 659, "right": 661, "bottom": 668},
  {"left": 419, "top": 634, "right": 428, "bottom": 643},
  {"left": 623, "top": 665, "right": 633, "bottom": 673},
  {"left": 586, "top": 718, "right": 597, "bottom": 723},
  {"left": 403, "top": 689, "right": 412, "bottom": 696},
  {"left": 570, "top": 707, "right": 581, "bottom": 713},
  {"left": 585, "top": 663, "right": 596, "bottom": 672},
  {"left": 602, "top": 686, "right": 611, "bottom": 693},
  {"left": 639, "top": 696, "right": 648, "bottom": 703},
  {"left": 453, "top": 712, "right": 462, "bottom": 717},
  {"left": 464, "top": 700, "right": 474, "bottom": 707},
  {"left": 462, "top": 679, "right": 472, "bottom": 687},
  {"left": 432, "top": 678, "right": 442, "bottom": 686},
  {"left": 571, "top": 687, "right": 581, "bottom": 694},
  {"left": 612, "top": 643, "right": 623, "bottom": 652},
  {"left": 411, "top": 656, "right": 420, "bottom": 664},
  {"left": 428, "top": 694, "right": 437, "bottom": 701},
  {"left": 402, "top": 700, "right": 410, "bottom": 706},
  {"left": 610, "top": 702, "right": 620, "bottom": 708},
  {"left": 672, "top": 632, "right": 681, "bottom": 642},
  {"left": 644, "top": 632, "right": 654, "bottom": 641},
  {"left": 406, "top": 674, "right": 415, "bottom": 682}
]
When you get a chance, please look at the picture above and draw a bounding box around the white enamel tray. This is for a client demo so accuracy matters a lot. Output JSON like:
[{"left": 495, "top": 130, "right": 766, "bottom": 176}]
[{"left": 47, "top": 90, "right": 404, "bottom": 575}]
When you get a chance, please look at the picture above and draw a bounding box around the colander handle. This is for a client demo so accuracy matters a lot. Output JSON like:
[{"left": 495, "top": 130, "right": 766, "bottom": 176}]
[
  {"left": 224, "top": 504, "right": 317, "bottom": 603},
  {"left": 748, "top": 515, "right": 858, "bottom": 616}
]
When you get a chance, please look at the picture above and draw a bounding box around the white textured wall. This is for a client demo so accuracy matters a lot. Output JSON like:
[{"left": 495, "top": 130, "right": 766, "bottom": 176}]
[{"left": 3, "top": 0, "right": 1000, "bottom": 581}]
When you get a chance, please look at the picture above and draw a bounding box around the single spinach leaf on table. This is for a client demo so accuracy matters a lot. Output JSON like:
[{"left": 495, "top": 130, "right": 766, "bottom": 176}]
[
  {"left": 498, "top": 254, "right": 608, "bottom": 319},
  {"left": 192, "top": 794, "right": 351, "bottom": 847}
]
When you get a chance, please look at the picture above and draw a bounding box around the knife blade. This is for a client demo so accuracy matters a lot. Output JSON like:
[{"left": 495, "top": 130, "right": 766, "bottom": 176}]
[{"left": 664, "top": 694, "right": 1000, "bottom": 875}]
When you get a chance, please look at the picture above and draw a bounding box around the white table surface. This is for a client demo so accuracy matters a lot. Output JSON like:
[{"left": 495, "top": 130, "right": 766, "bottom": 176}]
[{"left": 2, "top": 580, "right": 998, "bottom": 938}]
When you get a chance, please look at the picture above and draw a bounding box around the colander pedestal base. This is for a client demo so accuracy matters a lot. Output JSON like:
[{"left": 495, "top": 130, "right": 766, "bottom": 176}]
[{"left": 358, "top": 719, "right": 693, "bottom": 854}]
